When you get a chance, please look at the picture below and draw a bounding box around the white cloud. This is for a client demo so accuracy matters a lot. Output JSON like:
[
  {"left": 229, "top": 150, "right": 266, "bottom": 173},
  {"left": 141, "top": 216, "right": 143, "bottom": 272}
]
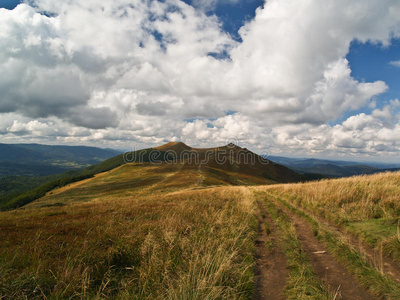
[
  {"left": 390, "top": 60, "right": 400, "bottom": 67},
  {"left": 270, "top": 104, "right": 400, "bottom": 157},
  {"left": 1, "top": 0, "right": 400, "bottom": 160},
  {"left": 342, "top": 114, "right": 376, "bottom": 131}
]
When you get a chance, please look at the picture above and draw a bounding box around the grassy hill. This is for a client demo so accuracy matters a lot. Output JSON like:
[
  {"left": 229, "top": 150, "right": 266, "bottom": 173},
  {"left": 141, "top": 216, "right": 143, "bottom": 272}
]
[
  {"left": 2, "top": 142, "right": 303, "bottom": 210},
  {"left": 153, "top": 142, "right": 304, "bottom": 185},
  {"left": 19, "top": 142, "right": 303, "bottom": 209},
  {"left": 0, "top": 147, "right": 169, "bottom": 210},
  {"left": 1, "top": 143, "right": 399, "bottom": 299}
]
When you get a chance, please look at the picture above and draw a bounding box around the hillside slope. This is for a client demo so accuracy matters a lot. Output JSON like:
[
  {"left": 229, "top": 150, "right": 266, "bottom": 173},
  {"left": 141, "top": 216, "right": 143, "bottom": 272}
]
[
  {"left": 26, "top": 142, "right": 304, "bottom": 208},
  {"left": 2, "top": 166, "right": 400, "bottom": 299},
  {"left": 1, "top": 148, "right": 169, "bottom": 210}
]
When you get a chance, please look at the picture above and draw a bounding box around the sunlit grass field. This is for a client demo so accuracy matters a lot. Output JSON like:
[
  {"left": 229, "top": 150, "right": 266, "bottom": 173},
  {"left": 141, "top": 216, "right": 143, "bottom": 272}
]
[
  {"left": 1, "top": 160, "right": 400, "bottom": 299},
  {"left": 263, "top": 171, "right": 400, "bottom": 261},
  {"left": 0, "top": 186, "right": 257, "bottom": 299}
]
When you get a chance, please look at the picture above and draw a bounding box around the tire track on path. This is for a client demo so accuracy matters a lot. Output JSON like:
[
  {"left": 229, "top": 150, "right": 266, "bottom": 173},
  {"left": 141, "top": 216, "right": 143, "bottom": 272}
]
[
  {"left": 269, "top": 197, "right": 375, "bottom": 300},
  {"left": 254, "top": 201, "right": 288, "bottom": 300}
]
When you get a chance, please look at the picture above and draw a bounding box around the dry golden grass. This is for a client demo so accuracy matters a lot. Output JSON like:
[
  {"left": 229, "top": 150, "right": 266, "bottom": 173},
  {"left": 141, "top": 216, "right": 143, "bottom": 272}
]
[
  {"left": 27, "top": 158, "right": 277, "bottom": 210},
  {"left": 264, "top": 171, "right": 400, "bottom": 220},
  {"left": 0, "top": 186, "right": 257, "bottom": 299},
  {"left": 25, "top": 163, "right": 195, "bottom": 209},
  {"left": 260, "top": 171, "right": 400, "bottom": 260},
  {"left": 3, "top": 154, "right": 400, "bottom": 299}
]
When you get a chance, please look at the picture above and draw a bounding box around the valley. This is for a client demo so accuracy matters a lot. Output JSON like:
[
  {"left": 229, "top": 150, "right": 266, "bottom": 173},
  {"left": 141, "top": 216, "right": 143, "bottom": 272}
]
[{"left": 0, "top": 144, "right": 121, "bottom": 209}]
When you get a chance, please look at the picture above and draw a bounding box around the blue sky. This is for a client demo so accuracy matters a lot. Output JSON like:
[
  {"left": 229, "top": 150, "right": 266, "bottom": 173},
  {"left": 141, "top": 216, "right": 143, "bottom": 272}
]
[
  {"left": 181, "top": 0, "right": 264, "bottom": 41},
  {"left": 1, "top": 0, "right": 400, "bottom": 162},
  {"left": 347, "top": 39, "right": 400, "bottom": 104},
  {"left": 0, "top": 0, "right": 19, "bottom": 9},
  {"left": 330, "top": 39, "right": 400, "bottom": 124}
]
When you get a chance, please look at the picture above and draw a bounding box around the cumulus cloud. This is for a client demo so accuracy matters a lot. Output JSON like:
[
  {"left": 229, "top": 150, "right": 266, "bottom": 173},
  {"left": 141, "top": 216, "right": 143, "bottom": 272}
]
[
  {"left": 270, "top": 101, "right": 400, "bottom": 157},
  {"left": 1, "top": 0, "right": 400, "bottom": 160}
]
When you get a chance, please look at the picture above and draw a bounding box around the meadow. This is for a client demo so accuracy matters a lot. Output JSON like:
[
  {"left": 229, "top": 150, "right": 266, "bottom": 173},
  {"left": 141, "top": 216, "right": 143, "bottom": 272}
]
[
  {"left": 264, "top": 171, "right": 400, "bottom": 261},
  {"left": 0, "top": 187, "right": 257, "bottom": 299},
  {"left": 1, "top": 160, "right": 400, "bottom": 299}
]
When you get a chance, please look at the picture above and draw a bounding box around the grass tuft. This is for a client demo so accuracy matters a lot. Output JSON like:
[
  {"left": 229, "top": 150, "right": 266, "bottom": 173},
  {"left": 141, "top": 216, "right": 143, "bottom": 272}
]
[{"left": 0, "top": 187, "right": 258, "bottom": 299}]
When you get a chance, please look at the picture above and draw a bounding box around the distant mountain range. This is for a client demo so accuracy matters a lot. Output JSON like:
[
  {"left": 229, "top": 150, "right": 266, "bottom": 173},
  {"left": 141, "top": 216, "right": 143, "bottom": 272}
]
[
  {"left": 0, "top": 143, "right": 121, "bottom": 177},
  {"left": 0, "top": 143, "right": 121, "bottom": 203},
  {"left": 267, "top": 156, "right": 400, "bottom": 178}
]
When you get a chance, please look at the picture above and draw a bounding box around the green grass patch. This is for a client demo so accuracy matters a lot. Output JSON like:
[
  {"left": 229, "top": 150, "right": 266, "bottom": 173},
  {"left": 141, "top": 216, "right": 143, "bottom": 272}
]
[
  {"left": 267, "top": 185, "right": 400, "bottom": 263},
  {"left": 349, "top": 218, "right": 399, "bottom": 246},
  {"left": 265, "top": 191, "right": 400, "bottom": 299}
]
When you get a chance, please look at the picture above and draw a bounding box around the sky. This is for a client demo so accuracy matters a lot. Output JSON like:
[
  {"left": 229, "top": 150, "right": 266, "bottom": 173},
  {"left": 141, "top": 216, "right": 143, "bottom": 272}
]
[{"left": 1, "top": 0, "right": 400, "bottom": 162}]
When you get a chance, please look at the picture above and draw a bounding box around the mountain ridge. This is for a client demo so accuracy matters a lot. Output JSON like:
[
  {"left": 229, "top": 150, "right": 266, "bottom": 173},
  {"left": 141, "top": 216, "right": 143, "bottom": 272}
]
[{"left": 4, "top": 141, "right": 304, "bottom": 210}]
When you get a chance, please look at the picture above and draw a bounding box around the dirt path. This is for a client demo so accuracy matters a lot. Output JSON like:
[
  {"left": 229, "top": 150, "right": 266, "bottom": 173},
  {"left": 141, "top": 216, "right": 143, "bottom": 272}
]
[
  {"left": 254, "top": 201, "right": 288, "bottom": 300},
  {"left": 297, "top": 204, "right": 400, "bottom": 284},
  {"left": 273, "top": 201, "right": 375, "bottom": 300}
]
